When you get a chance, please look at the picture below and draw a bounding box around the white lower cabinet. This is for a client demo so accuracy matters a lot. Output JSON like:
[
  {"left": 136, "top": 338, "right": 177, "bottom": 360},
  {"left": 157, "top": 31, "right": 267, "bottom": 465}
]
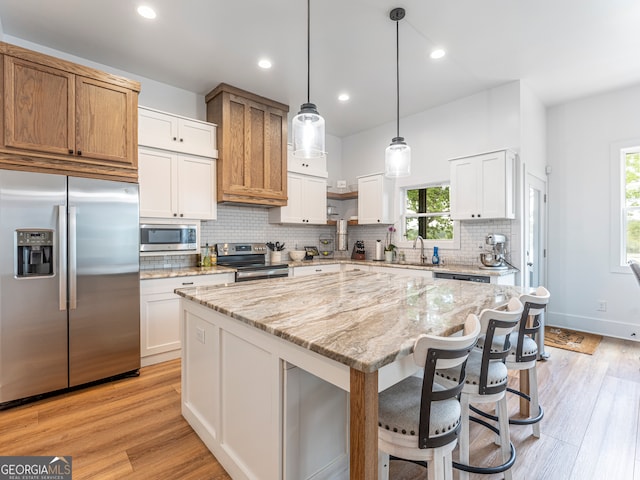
[
  {"left": 140, "top": 273, "right": 234, "bottom": 366},
  {"left": 292, "top": 263, "right": 341, "bottom": 277}
]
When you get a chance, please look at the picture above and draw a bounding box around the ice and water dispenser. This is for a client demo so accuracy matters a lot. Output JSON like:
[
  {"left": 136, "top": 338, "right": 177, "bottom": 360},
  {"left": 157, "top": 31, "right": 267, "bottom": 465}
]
[{"left": 16, "top": 230, "right": 54, "bottom": 277}]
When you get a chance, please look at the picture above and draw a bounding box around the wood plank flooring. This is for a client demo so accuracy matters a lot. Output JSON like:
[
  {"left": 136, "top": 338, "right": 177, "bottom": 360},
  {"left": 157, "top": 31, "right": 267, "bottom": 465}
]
[{"left": 0, "top": 336, "right": 638, "bottom": 479}]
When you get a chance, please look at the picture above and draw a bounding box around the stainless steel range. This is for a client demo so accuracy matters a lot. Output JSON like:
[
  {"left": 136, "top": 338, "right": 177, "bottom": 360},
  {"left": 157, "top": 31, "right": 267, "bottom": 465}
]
[{"left": 216, "top": 243, "right": 289, "bottom": 282}]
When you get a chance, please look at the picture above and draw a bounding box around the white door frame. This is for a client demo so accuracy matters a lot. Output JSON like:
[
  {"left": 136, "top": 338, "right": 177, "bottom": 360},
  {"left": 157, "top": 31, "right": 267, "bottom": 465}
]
[{"left": 524, "top": 173, "right": 548, "bottom": 289}]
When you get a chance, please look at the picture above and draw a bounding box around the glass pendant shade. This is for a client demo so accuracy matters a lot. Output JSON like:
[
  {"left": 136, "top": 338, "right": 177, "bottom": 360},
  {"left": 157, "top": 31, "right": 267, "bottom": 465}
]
[
  {"left": 292, "top": 102, "right": 325, "bottom": 158},
  {"left": 385, "top": 136, "right": 411, "bottom": 177}
]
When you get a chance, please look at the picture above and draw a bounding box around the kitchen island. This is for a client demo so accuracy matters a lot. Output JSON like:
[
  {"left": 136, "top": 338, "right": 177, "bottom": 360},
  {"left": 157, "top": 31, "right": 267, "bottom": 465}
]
[{"left": 175, "top": 270, "right": 523, "bottom": 480}]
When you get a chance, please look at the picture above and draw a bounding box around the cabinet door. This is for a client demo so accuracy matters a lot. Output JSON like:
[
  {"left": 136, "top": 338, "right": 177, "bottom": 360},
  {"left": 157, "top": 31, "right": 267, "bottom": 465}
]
[
  {"left": 75, "top": 76, "right": 137, "bottom": 167},
  {"left": 3, "top": 56, "right": 75, "bottom": 156},
  {"left": 139, "top": 148, "right": 178, "bottom": 218},
  {"left": 178, "top": 118, "right": 217, "bottom": 158},
  {"left": 358, "top": 174, "right": 393, "bottom": 224},
  {"left": 270, "top": 173, "right": 304, "bottom": 223},
  {"left": 288, "top": 144, "right": 328, "bottom": 177},
  {"left": 479, "top": 151, "right": 511, "bottom": 219},
  {"left": 140, "top": 291, "right": 181, "bottom": 357},
  {"left": 177, "top": 155, "right": 216, "bottom": 220},
  {"left": 304, "top": 176, "right": 328, "bottom": 224},
  {"left": 450, "top": 159, "right": 479, "bottom": 220},
  {"left": 138, "top": 107, "right": 179, "bottom": 151},
  {"left": 217, "top": 93, "right": 287, "bottom": 205}
]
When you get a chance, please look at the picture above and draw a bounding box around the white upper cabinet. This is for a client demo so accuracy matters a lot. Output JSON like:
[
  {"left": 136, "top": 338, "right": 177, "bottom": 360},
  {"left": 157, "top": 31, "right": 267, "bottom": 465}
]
[
  {"left": 357, "top": 173, "right": 394, "bottom": 224},
  {"left": 139, "top": 147, "right": 216, "bottom": 220},
  {"left": 269, "top": 173, "right": 327, "bottom": 224},
  {"left": 449, "top": 150, "right": 516, "bottom": 220},
  {"left": 139, "top": 106, "right": 218, "bottom": 158},
  {"left": 287, "top": 144, "right": 328, "bottom": 178}
]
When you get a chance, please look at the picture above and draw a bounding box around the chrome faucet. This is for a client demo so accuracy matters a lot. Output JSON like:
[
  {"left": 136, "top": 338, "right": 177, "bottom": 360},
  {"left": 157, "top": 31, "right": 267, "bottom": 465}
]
[{"left": 413, "top": 235, "right": 427, "bottom": 263}]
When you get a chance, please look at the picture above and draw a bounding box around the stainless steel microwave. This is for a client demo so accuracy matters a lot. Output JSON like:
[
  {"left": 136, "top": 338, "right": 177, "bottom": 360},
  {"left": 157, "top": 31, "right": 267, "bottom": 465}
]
[{"left": 140, "top": 223, "right": 198, "bottom": 253}]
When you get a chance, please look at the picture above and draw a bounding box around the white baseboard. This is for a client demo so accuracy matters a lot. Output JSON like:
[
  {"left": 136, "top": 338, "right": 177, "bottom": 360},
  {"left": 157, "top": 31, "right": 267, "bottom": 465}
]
[
  {"left": 141, "top": 349, "right": 181, "bottom": 367},
  {"left": 546, "top": 311, "right": 640, "bottom": 342}
]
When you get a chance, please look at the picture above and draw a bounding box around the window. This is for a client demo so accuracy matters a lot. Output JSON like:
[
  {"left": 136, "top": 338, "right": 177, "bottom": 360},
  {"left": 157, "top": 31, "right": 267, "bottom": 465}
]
[
  {"left": 623, "top": 148, "right": 640, "bottom": 263},
  {"left": 402, "top": 184, "right": 458, "bottom": 247},
  {"left": 611, "top": 141, "right": 640, "bottom": 271}
]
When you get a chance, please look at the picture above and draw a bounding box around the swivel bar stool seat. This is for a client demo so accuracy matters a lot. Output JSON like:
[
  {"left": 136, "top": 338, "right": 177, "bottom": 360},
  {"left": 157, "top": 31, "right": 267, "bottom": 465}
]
[
  {"left": 474, "top": 286, "right": 550, "bottom": 438},
  {"left": 435, "top": 297, "right": 524, "bottom": 480},
  {"left": 378, "top": 314, "right": 481, "bottom": 480}
]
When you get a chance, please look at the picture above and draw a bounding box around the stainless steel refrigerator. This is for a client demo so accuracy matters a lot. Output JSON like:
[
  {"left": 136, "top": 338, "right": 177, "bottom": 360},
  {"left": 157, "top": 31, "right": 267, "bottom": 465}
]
[{"left": 0, "top": 170, "right": 140, "bottom": 406}]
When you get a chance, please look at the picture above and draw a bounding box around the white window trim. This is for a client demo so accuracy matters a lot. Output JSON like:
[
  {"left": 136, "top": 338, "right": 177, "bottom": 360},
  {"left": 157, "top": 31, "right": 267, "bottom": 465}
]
[
  {"left": 396, "top": 183, "right": 461, "bottom": 250},
  {"left": 609, "top": 139, "right": 638, "bottom": 273}
]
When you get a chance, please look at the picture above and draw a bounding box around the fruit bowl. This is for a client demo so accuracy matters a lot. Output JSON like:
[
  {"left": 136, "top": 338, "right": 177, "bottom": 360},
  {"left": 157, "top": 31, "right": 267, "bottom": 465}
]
[{"left": 289, "top": 250, "right": 306, "bottom": 261}]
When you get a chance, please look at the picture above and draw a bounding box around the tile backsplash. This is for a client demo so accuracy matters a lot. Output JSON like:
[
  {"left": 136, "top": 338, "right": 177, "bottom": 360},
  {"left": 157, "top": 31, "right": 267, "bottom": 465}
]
[{"left": 140, "top": 204, "right": 516, "bottom": 269}]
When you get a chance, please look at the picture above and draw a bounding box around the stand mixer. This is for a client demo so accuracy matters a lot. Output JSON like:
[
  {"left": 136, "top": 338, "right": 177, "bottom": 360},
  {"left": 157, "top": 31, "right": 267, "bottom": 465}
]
[{"left": 479, "top": 233, "right": 508, "bottom": 270}]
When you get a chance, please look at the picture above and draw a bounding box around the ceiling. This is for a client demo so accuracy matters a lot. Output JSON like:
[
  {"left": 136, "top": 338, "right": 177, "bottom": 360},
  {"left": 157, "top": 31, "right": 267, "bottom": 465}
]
[{"left": 1, "top": 0, "right": 639, "bottom": 138}]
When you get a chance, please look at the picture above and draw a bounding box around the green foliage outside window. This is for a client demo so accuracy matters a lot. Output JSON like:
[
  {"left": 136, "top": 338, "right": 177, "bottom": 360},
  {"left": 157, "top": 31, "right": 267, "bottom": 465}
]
[
  {"left": 626, "top": 151, "right": 640, "bottom": 261},
  {"left": 404, "top": 185, "right": 453, "bottom": 241}
]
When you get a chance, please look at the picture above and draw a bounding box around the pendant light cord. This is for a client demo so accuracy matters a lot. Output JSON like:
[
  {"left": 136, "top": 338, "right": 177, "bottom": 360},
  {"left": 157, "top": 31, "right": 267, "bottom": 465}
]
[
  {"left": 395, "top": 18, "right": 400, "bottom": 139},
  {"left": 307, "top": 0, "right": 311, "bottom": 104}
]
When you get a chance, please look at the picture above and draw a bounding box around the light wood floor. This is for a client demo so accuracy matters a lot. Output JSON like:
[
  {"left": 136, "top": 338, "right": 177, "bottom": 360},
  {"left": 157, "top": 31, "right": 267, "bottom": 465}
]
[{"left": 1, "top": 336, "right": 638, "bottom": 479}]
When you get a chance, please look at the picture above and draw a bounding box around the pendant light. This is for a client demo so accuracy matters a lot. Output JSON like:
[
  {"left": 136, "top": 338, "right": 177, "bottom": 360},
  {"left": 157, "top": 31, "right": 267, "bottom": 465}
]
[
  {"left": 385, "top": 7, "right": 411, "bottom": 178},
  {"left": 292, "top": 0, "right": 325, "bottom": 159}
]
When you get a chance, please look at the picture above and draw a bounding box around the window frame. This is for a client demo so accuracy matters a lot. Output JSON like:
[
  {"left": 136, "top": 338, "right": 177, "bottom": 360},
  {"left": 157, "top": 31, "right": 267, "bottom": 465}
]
[
  {"left": 609, "top": 139, "right": 640, "bottom": 272},
  {"left": 398, "top": 182, "right": 460, "bottom": 250}
]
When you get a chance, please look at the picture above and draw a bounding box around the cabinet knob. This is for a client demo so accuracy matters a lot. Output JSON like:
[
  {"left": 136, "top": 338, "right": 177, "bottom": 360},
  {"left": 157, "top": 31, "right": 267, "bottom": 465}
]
[
  {"left": 68, "top": 149, "right": 74, "bottom": 155},
  {"left": 173, "top": 137, "right": 177, "bottom": 141},
  {"left": 180, "top": 213, "right": 184, "bottom": 217},
  {"left": 477, "top": 214, "right": 481, "bottom": 218},
  {"left": 173, "top": 213, "right": 177, "bottom": 217},
  {"left": 180, "top": 138, "right": 184, "bottom": 142},
  {"left": 471, "top": 214, "right": 475, "bottom": 218},
  {"left": 77, "top": 150, "right": 82, "bottom": 156}
]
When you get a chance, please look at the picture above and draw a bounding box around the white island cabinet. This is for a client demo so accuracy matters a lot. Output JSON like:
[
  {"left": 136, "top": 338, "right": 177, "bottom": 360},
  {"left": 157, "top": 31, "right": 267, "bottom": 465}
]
[
  {"left": 140, "top": 272, "right": 233, "bottom": 366},
  {"left": 177, "top": 272, "right": 524, "bottom": 480}
]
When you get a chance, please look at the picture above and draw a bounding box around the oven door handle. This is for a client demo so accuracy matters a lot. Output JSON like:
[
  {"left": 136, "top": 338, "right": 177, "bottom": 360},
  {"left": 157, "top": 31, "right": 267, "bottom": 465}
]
[{"left": 236, "top": 268, "right": 289, "bottom": 280}]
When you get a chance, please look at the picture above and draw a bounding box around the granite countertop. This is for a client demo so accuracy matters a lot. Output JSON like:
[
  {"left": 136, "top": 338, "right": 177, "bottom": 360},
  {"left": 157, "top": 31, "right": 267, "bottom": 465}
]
[
  {"left": 175, "top": 270, "right": 523, "bottom": 373},
  {"left": 287, "top": 258, "right": 517, "bottom": 277},
  {"left": 140, "top": 265, "right": 236, "bottom": 280}
]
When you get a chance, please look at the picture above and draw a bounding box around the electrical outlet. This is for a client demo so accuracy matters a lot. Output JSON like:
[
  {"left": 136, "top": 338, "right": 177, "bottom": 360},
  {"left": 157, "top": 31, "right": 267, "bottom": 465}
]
[
  {"left": 196, "top": 327, "right": 205, "bottom": 344},
  {"left": 596, "top": 300, "right": 607, "bottom": 312}
]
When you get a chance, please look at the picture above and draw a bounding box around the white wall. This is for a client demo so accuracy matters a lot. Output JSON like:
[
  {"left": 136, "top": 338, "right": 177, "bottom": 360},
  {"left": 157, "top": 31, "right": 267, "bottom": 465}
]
[
  {"left": 341, "top": 81, "right": 521, "bottom": 187},
  {"left": 547, "top": 84, "right": 640, "bottom": 339},
  {"left": 4, "top": 35, "right": 206, "bottom": 120}
]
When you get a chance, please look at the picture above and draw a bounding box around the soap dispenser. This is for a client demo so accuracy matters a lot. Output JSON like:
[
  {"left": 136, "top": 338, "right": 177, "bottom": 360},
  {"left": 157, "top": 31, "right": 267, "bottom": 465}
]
[{"left": 432, "top": 246, "right": 440, "bottom": 265}]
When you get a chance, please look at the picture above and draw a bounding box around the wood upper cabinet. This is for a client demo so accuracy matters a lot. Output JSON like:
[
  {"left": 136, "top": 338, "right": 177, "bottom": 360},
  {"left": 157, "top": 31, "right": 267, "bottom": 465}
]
[
  {"left": 0, "top": 42, "right": 140, "bottom": 182},
  {"left": 205, "top": 83, "right": 288, "bottom": 206}
]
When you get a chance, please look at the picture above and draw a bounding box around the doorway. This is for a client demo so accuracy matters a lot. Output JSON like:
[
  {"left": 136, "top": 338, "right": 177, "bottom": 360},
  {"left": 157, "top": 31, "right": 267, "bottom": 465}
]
[{"left": 524, "top": 174, "right": 547, "bottom": 289}]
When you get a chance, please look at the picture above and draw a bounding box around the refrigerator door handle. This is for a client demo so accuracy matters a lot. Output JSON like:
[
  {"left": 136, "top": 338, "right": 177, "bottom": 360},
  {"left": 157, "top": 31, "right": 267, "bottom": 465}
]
[
  {"left": 69, "top": 205, "right": 77, "bottom": 310},
  {"left": 58, "top": 205, "right": 67, "bottom": 311}
]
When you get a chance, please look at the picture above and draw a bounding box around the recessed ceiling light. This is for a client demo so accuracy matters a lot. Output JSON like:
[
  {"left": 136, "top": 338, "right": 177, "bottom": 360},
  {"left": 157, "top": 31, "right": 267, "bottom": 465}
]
[
  {"left": 137, "top": 5, "right": 156, "bottom": 19},
  {"left": 338, "top": 93, "right": 350, "bottom": 102},
  {"left": 430, "top": 48, "right": 446, "bottom": 60},
  {"left": 258, "top": 59, "right": 272, "bottom": 69}
]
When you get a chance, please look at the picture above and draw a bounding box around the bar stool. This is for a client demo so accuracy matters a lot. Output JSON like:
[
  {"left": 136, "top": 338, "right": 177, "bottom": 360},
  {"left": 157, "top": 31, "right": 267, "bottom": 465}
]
[
  {"left": 435, "top": 297, "right": 524, "bottom": 480},
  {"left": 473, "top": 286, "right": 550, "bottom": 439},
  {"left": 630, "top": 260, "right": 640, "bottom": 286},
  {"left": 378, "top": 314, "right": 481, "bottom": 480}
]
